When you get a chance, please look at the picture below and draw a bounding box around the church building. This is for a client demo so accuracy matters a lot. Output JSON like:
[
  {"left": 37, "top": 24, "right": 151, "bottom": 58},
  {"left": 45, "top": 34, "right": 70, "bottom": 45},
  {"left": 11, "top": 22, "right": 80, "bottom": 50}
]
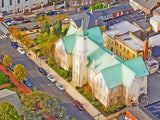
[{"left": 54, "top": 20, "right": 149, "bottom": 107}]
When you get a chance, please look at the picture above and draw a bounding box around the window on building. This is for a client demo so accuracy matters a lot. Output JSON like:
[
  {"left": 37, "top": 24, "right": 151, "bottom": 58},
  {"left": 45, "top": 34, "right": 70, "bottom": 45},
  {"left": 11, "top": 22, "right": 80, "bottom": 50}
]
[
  {"left": 111, "top": 47, "right": 113, "bottom": 52},
  {"left": 120, "top": 52, "right": 121, "bottom": 57},
  {"left": 133, "top": 54, "right": 135, "bottom": 58},
  {"left": 108, "top": 44, "right": 110, "bottom": 49},
  {"left": 2, "top": 0, "right": 4, "bottom": 7},
  {"left": 117, "top": 42, "right": 118, "bottom": 46},
  {"left": 120, "top": 45, "right": 121, "bottom": 49},
  {"left": 139, "top": 87, "right": 144, "bottom": 94},
  {"left": 108, "top": 39, "right": 110, "bottom": 43},
  {"left": 123, "top": 55, "right": 125, "bottom": 60},
  {"left": 85, "top": 0, "right": 87, "bottom": 4},
  {"left": 127, "top": 50, "right": 129, "bottom": 54},
  {"left": 90, "top": 0, "right": 91, "bottom": 4},
  {"left": 41, "top": 2, "right": 43, "bottom": 4},
  {"left": 124, "top": 47, "right": 125, "bottom": 52},
  {"left": 116, "top": 50, "right": 118, "bottom": 55},
  {"left": 10, "top": 0, "right": 12, "bottom": 6},
  {"left": 18, "top": 0, "right": 20, "bottom": 4},
  {"left": 127, "top": 58, "right": 129, "bottom": 60},
  {"left": 112, "top": 41, "right": 113, "bottom": 45}
]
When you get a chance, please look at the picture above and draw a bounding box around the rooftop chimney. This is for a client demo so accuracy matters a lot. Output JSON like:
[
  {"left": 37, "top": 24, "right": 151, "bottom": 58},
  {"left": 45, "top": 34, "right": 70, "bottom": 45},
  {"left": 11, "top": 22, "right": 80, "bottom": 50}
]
[{"left": 143, "top": 38, "right": 149, "bottom": 61}]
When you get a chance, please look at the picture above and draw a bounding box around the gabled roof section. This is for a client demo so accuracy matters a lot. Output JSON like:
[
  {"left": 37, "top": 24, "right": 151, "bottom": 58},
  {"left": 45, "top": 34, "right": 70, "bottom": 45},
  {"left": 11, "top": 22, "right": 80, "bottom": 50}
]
[
  {"left": 66, "top": 24, "right": 77, "bottom": 36},
  {"left": 101, "top": 63, "right": 122, "bottom": 89},
  {"left": 85, "top": 27, "right": 105, "bottom": 44},
  {"left": 124, "top": 56, "right": 149, "bottom": 78},
  {"left": 62, "top": 34, "right": 76, "bottom": 54}
]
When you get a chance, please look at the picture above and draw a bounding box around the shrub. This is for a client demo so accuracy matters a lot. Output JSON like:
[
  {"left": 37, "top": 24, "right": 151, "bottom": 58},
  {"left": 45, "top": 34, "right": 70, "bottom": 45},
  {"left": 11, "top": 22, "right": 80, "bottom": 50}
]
[
  {"left": 9, "top": 82, "right": 15, "bottom": 88},
  {"left": 93, "top": 102, "right": 100, "bottom": 109},
  {"left": 33, "top": 49, "right": 41, "bottom": 53},
  {"left": 2, "top": 75, "right": 10, "bottom": 83},
  {"left": 76, "top": 86, "right": 79, "bottom": 89},
  {"left": 78, "top": 89, "right": 83, "bottom": 94},
  {"left": 104, "top": 103, "right": 126, "bottom": 114},
  {"left": 67, "top": 78, "right": 72, "bottom": 82}
]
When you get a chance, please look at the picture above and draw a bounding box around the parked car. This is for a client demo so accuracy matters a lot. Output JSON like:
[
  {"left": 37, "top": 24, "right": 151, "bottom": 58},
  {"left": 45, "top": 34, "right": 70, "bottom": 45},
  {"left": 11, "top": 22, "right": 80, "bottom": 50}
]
[
  {"left": 73, "top": 100, "right": 84, "bottom": 111},
  {"left": 24, "top": 78, "right": 32, "bottom": 87},
  {"left": 55, "top": 82, "right": 64, "bottom": 91},
  {"left": 19, "top": 26, "right": 27, "bottom": 31},
  {"left": 47, "top": 11, "right": 57, "bottom": 16},
  {"left": 81, "top": 6, "right": 89, "bottom": 10},
  {"left": 39, "top": 67, "right": 47, "bottom": 75},
  {"left": 10, "top": 41, "right": 19, "bottom": 49},
  {"left": 0, "top": 54, "right": 4, "bottom": 61},
  {"left": 35, "top": 13, "right": 46, "bottom": 19},
  {"left": 59, "top": 104, "right": 67, "bottom": 111},
  {"left": 13, "top": 16, "right": 24, "bottom": 21},
  {"left": 63, "top": 18, "right": 70, "bottom": 24},
  {"left": 10, "top": 63, "right": 15, "bottom": 71},
  {"left": 61, "top": 6, "right": 64, "bottom": 9},
  {"left": 4, "top": 18, "right": 12, "bottom": 23},
  {"left": 56, "top": 10, "right": 64, "bottom": 14},
  {"left": 7, "top": 20, "right": 16, "bottom": 26},
  {"left": 22, "top": 18, "right": 31, "bottom": 23},
  {"left": 31, "top": 24, "right": 41, "bottom": 29},
  {"left": 17, "top": 47, "right": 25, "bottom": 55},
  {"left": 47, "top": 74, "right": 56, "bottom": 82}
]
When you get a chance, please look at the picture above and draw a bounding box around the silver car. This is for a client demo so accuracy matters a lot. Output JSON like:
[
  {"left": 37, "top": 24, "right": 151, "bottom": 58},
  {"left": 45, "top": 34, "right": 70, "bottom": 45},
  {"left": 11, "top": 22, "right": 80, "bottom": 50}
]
[{"left": 55, "top": 82, "right": 64, "bottom": 91}]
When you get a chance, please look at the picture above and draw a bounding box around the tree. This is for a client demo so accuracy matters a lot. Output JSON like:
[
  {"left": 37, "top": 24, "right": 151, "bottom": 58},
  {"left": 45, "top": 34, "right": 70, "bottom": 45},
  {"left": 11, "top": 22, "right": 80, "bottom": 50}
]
[
  {"left": 3, "top": 55, "right": 12, "bottom": 68},
  {"left": 53, "top": 13, "right": 68, "bottom": 22},
  {"left": 13, "top": 64, "right": 27, "bottom": 82},
  {"left": 41, "top": 19, "right": 50, "bottom": 34},
  {"left": 52, "top": 20, "right": 62, "bottom": 36},
  {"left": 36, "top": 15, "right": 53, "bottom": 25},
  {"left": 21, "top": 91, "right": 66, "bottom": 120},
  {"left": 0, "top": 100, "right": 22, "bottom": 120}
]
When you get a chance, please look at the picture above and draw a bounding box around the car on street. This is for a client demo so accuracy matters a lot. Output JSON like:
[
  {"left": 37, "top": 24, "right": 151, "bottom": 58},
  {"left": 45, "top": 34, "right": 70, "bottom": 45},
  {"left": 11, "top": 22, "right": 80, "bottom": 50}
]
[
  {"left": 61, "top": 5, "right": 64, "bottom": 9},
  {"left": 22, "top": 18, "right": 31, "bottom": 23},
  {"left": 63, "top": 18, "right": 70, "bottom": 24},
  {"left": 47, "top": 74, "right": 56, "bottom": 82},
  {"left": 7, "top": 20, "right": 16, "bottom": 26},
  {"left": 17, "top": 47, "right": 25, "bottom": 55},
  {"left": 19, "top": 26, "right": 27, "bottom": 31},
  {"left": 59, "top": 103, "right": 67, "bottom": 111},
  {"left": 10, "top": 63, "right": 15, "bottom": 71},
  {"left": 56, "top": 10, "right": 64, "bottom": 14},
  {"left": 4, "top": 18, "right": 12, "bottom": 23},
  {"left": 0, "top": 54, "right": 4, "bottom": 61},
  {"left": 31, "top": 24, "right": 41, "bottom": 29},
  {"left": 47, "top": 11, "right": 57, "bottom": 16},
  {"left": 35, "top": 13, "right": 46, "bottom": 19},
  {"left": 73, "top": 100, "right": 84, "bottom": 111},
  {"left": 13, "top": 16, "right": 24, "bottom": 21},
  {"left": 55, "top": 82, "right": 64, "bottom": 91},
  {"left": 39, "top": 67, "right": 47, "bottom": 75},
  {"left": 10, "top": 41, "right": 19, "bottom": 49},
  {"left": 24, "top": 78, "right": 32, "bottom": 87},
  {"left": 81, "top": 6, "right": 89, "bottom": 10}
]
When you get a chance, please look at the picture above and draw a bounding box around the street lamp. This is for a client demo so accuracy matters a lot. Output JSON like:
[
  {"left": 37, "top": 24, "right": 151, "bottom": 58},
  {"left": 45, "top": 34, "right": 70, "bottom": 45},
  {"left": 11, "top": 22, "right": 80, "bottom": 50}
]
[{"left": 92, "top": 102, "right": 100, "bottom": 120}]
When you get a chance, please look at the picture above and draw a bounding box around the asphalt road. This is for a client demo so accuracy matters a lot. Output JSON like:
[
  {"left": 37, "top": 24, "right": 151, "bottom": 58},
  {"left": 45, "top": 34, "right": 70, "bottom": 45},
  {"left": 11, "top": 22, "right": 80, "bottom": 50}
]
[{"left": 0, "top": 32, "right": 94, "bottom": 120}]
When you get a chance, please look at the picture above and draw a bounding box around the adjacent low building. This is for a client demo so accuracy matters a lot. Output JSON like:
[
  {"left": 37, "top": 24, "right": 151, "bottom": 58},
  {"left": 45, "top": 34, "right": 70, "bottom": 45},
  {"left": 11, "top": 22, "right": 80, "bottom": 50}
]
[
  {"left": 150, "top": 15, "right": 160, "bottom": 32},
  {"left": 54, "top": 21, "right": 149, "bottom": 107},
  {"left": 0, "top": 89, "right": 22, "bottom": 115}
]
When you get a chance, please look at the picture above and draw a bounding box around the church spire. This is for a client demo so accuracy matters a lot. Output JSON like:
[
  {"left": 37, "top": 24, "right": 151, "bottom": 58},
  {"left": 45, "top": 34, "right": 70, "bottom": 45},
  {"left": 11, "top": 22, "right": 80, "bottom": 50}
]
[{"left": 76, "top": 19, "right": 88, "bottom": 36}]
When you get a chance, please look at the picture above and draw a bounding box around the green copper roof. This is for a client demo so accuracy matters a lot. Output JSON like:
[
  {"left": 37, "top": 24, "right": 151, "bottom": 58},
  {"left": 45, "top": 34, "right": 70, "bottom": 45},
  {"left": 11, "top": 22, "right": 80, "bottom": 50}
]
[
  {"left": 86, "top": 27, "right": 105, "bottom": 44},
  {"left": 124, "top": 56, "right": 149, "bottom": 78},
  {"left": 66, "top": 25, "right": 77, "bottom": 36},
  {"left": 62, "top": 34, "right": 76, "bottom": 54},
  {"left": 102, "top": 64, "right": 122, "bottom": 89}
]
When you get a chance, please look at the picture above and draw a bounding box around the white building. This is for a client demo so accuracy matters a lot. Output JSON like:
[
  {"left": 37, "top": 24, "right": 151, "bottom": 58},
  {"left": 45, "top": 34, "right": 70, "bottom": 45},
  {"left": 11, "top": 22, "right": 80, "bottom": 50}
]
[
  {"left": 54, "top": 21, "right": 149, "bottom": 107},
  {"left": 150, "top": 16, "right": 160, "bottom": 32},
  {"left": 0, "top": 0, "right": 48, "bottom": 14}
]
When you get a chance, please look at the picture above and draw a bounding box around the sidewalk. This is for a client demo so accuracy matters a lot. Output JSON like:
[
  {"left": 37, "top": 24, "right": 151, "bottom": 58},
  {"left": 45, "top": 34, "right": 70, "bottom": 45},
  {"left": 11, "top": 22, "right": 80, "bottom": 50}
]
[
  {"left": 27, "top": 51, "right": 106, "bottom": 120},
  {"left": 0, "top": 62, "right": 30, "bottom": 94}
]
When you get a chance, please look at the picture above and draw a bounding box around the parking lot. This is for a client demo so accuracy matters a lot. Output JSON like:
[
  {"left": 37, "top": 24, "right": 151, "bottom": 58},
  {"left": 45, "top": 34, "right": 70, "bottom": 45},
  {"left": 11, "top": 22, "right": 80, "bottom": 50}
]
[{"left": 104, "top": 10, "right": 146, "bottom": 28}]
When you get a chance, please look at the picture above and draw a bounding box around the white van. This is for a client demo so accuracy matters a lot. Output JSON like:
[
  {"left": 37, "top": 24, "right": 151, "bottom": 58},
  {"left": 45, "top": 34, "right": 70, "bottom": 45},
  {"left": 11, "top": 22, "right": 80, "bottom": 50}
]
[{"left": 63, "top": 18, "right": 70, "bottom": 24}]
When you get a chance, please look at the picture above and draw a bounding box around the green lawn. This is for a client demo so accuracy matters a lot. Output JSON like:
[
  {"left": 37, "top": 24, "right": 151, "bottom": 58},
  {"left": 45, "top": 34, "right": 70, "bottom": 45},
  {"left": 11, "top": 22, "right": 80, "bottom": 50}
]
[{"left": 0, "top": 72, "right": 4, "bottom": 85}]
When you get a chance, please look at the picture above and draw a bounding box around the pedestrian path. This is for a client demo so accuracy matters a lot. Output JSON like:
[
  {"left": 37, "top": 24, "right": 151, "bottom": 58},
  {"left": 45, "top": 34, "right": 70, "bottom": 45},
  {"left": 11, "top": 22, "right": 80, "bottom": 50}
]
[
  {"left": 0, "top": 83, "right": 9, "bottom": 89},
  {"left": 0, "top": 62, "right": 30, "bottom": 94},
  {"left": 0, "top": 34, "right": 7, "bottom": 39}
]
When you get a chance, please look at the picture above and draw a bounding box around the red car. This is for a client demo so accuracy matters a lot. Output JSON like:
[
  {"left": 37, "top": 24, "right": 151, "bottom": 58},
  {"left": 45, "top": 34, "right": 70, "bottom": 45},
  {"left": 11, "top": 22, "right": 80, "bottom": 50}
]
[
  {"left": 73, "top": 100, "right": 84, "bottom": 111},
  {"left": 13, "top": 16, "right": 24, "bottom": 21},
  {"left": 22, "top": 19, "right": 31, "bottom": 23}
]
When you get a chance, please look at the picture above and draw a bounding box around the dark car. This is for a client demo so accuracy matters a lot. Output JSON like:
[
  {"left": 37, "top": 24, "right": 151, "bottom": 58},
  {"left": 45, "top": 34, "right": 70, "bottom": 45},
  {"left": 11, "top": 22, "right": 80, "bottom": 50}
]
[
  {"left": 47, "top": 11, "right": 57, "bottom": 16},
  {"left": 81, "top": 6, "right": 89, "bottom": 10},
  {"left": 10, "top": 63, "right": 15, "bottom": 71},
  {"left": 73, "top": 100, "right": 84, "bottom": 111},
  {"left": 0, "top": 54, "right": 4, "bottom": 61},
  {"left": 19, "top": 26, "right": 27, "bottom": 31},
  {"left": 39, "top": 67, "right": 47, "bottom": 75},
  {"left": 13, "top": 16, "right": 24, "bottom": 21},
  {"left": 61, "top": 6, "right": 64, "bottom": 9},
  {"left": 4, "top": 18, "right": 12, "bottom": 23},
  {"left": 22, "top": 18, "right": 31, "bottom": 23},
  {"left": 10, "top": 41, "right": 19, "bottom": 49},
  {"left": 35, "top": 13, "right": 46, "bottom": 19},
  {"left": 24, "top": 78, "right": 32, "bottom": 87}
]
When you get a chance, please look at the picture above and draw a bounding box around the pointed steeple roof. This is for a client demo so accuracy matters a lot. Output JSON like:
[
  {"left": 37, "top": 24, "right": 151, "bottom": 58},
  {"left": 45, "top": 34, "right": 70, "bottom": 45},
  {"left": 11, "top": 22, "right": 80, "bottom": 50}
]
[{"left": 76, "top": 19, "right": 88, "bottom": 36}]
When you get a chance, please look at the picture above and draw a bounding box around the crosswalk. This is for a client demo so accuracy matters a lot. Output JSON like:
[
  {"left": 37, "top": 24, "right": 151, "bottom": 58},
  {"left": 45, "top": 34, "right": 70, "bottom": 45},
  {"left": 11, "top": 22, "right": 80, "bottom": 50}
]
[{"left": 0, "top": 34, "right": 7, "bottom": 39}]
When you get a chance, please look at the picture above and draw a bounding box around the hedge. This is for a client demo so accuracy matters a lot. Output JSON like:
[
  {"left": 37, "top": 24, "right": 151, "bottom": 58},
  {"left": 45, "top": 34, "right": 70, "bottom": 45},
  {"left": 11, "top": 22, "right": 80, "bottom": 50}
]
[
  {"left": 52, "top": 65, "right": 69, "bottom": 78},
  {"left": 104, "top": 103, "right": 126, "bottom": 113}
]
